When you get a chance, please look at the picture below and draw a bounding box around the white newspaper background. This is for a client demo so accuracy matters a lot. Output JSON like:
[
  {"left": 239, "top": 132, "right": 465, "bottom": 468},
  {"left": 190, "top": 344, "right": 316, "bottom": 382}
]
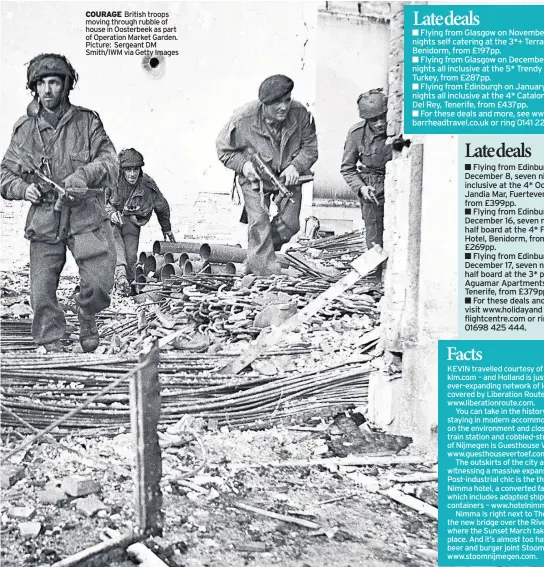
[{"left": 0, "top": 0, "right": 496, "bottom": 564}]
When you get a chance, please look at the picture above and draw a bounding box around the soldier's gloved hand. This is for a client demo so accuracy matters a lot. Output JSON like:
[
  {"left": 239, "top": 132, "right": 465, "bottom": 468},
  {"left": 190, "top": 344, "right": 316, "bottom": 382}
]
[
  {"left": 24, "top": 183, "right": 41, "bottom": 204},
  {"left": 242, "top": 161, "right": 260, "bottom": 183},
  {"left": 281, "top": 165, "right": 300, "bottom": 186},
  {"left": 163, "top": 231, "right": 176, "bottom": 242},
  {"left": 63, "top": 171, "right": 87, "bottom": 188},
  {"left": 359, "top": 185, "right": 378, "bottom": 203}
]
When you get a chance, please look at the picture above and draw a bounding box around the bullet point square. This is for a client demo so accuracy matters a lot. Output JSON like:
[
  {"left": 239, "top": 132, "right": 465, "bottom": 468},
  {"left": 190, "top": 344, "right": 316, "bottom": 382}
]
[
  {"left": 465, "top": 253, "right": 471, "bottom": 259},
  {"left": 412, "top": 56, "right": 419, "bottom": 63},
  {"left": 465, "top": 164, "right": 472, "bottom": 171},
  {"left": 412, "top": 110, "right": 419, "bottom": 117},
  {"left": 465, "top": 297, "right": 472, "bottom": 304},
  {"left": 412, "top": 83, "right": 419, "bottom": 90},
  {"left": 412, "top": 30, "right": 419, "bottom": 36},
  {"left": 465, "top": 208, "right": 472, "bottom": 215}
]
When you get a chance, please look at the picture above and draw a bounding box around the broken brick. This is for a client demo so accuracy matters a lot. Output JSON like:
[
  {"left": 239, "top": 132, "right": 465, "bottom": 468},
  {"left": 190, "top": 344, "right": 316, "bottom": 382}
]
[
  {"left": 1, "top": 465, "right": 24, "bottom": 489},
  {"left": 7, "top": 506, "right": 36, "bottom": 520},
  {"left": 76, "top": 494, "right": 105, "bottom": 517},
  {"left": 61, "top": 475, "right": 101, "bottom": 498},
  {"left": 39, "top": 488, "right": 68, "bottom": 505},
  {"left": 19, "top": 521, "right": 42, "bottom": 537}
]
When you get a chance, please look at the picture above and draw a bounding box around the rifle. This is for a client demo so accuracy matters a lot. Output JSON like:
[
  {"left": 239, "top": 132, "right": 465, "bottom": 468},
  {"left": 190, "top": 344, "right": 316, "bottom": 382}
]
[{"left": 20, "top": 156, "right": 103, "bottom": 212}]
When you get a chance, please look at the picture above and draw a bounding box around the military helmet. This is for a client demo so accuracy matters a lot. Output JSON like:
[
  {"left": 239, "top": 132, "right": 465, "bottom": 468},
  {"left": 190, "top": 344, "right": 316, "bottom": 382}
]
[
  {"left": 357, "top": 88, "right": 387, "bottom": 119},
  {"left": 119, "top": 148, "right": 145, "bottom": 168},
  {"left": 27, "top": 54, "right": 78, "bottom": 92}
]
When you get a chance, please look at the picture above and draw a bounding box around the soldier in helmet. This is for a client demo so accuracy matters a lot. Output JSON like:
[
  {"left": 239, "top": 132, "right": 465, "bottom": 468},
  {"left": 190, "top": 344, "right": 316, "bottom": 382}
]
[
  {"left": 341, "top": 88, "right": 391, "bottom": 281},
  {"left": 106, "top": 148, "right": 174, "bottom": 294},
  {"left": 1, "top": 53, "right": 118, "bottom": 353},
  {"left": 216, "top": 75, "right": 318, "bottom": 276}
]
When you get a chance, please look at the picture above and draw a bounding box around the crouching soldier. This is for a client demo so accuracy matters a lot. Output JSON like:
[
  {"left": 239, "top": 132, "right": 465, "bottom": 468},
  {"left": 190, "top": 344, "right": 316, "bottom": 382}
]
[
  {"left": 1, "top": 53, "right": 118, "bottom": 353},
  {"left": 216, "top": 75, "right": 318, "bottom": 276},
  {"left": 106, "top": 148, "right": 174, "bottom": 294},
  {"left": 341, "top": 88, "right": 391, "bottom": 282}
]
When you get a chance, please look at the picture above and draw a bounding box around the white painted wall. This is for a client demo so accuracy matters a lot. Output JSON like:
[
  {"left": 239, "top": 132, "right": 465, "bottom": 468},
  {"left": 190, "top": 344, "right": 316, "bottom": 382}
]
[{"left": 314, "top": 10, "right": 390, "bottom": 200}]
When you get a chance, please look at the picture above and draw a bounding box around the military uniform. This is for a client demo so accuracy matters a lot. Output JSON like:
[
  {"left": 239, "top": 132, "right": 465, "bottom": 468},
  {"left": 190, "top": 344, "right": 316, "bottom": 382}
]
[
  {"left": 341, "top": 89, "right": 391, "bottom": 252},
  {"left": 216, "top": 76, "right": 318, "bottom": 276},
  {"left": 1, "top": 54, "right": 118, "bottom": 351},
  {"left": 106, "top": 150, "right": 172, "bottom": 283}
]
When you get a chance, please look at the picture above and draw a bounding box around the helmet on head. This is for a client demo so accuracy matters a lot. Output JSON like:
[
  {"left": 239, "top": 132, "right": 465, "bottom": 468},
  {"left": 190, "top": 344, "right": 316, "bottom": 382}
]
[
  {"left": 119, "top": 148, "right": 145, "bottom": 168},
  {"left": 26, "top": 54, "right": 78, "bottom": 93},
  {"left": 357, "top": 89, "right": 387, "bottom": 119}
]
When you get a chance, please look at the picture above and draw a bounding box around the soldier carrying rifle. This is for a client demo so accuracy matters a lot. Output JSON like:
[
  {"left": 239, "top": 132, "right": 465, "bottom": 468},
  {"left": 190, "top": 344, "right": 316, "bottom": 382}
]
[
  {"left": 1, "top": 53, "right": 119, "bottom": 353},
  {"left": 217, "top": 75, "right": 318, "bottom": 276}
]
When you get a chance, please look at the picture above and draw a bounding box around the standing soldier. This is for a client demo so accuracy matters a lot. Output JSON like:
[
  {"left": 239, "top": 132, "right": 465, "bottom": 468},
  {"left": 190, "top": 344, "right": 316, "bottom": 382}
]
[
  {"left": 341, "top": 88, "right": 391, "bottom": 282},
  {"left": 216, "top": 75, "right": 318, "bottom": 276},
  {"left": 106, "top": 148, "right": 175, "bottom": 295},
  {"left": 1, "top": 53, "right": 118, "bottom": 353}
]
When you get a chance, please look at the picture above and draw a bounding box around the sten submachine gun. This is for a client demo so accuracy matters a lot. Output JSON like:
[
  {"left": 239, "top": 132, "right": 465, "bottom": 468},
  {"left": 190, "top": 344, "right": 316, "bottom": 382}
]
[
  {"left": 248, "top": 150, "right": 314, "bottom": 214},
  {"left": 20, "top": 156, "right": 103, "bottom": 212}
]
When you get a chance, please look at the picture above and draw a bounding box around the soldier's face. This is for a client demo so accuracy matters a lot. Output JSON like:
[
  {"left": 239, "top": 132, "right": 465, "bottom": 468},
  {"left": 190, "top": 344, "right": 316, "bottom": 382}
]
[
  {"left": 263, "top": 94, "right": 292, "bottom": 122},
  {"left": 37, "top": 76, "right": 64, "bottom": 111},
  {"left": 368, "top": 113, "right": 387, "bottom": 135},
  {"left": 123, "top": 167, "right": 141, "bottom": 185}
]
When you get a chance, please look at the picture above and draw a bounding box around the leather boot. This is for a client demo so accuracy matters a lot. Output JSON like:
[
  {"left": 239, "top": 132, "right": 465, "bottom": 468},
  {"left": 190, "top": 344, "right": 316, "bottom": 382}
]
[{"left": 78, "top": 308, "right": 99, "bottom": 352}]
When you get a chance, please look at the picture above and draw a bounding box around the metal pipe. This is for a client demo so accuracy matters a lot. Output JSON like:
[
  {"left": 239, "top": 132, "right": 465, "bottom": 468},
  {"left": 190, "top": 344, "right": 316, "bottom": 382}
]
[
  {"left": 225, "top": 262, "right": 244, "bottom": 275},
  {"left": 135, "top": 265, "right": 145, "bottom": 280},
  {"left": 178, "top": 252, "right": 200, "bottom": 268},
  {"left": 153, "top": 240, "right": 202, "bottom": 255},
  {"left": 183, "top": 261, "right": 211, "bottom": 275},
  {"left": 143, "top": 254, "right": 166, "bottom": 277},
  {"left": 164, "top": 252, "right": 181, "bottom": 264},
  {"left": 160, "top": 263, "right": 182, "bottom": 282},
  {"left": 199, "top": 243, "right": 247, "bottom": 263},
  {"left": 138, "top": 251, "right": 148, "bottom": 264}
]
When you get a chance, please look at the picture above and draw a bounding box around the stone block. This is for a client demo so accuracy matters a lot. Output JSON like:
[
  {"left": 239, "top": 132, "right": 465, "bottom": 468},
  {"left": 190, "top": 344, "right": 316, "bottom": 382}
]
[
  {"left": 61, "top": 475, "right": 101, "bottom": 498},
  {"left": 39, "top": 488, "right": 68, "bottom": 505},
  {"left": 19, "top": 521, "right": 42, "bottom": 537},
  {"left": 76, "top": 494, "right": 106, "bottom": 517},
  {"left": 8, "top": 506, "right": 36, "bottom": 520},
  {"left": 1, "top": 465, "right": 24, "bottom": 489}
]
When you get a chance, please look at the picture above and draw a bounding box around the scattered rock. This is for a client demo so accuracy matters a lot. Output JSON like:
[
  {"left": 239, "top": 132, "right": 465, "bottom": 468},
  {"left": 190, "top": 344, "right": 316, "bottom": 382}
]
[
  {"left": 61, "top": 475, "right": 101, "bottom": 498},
  {"left": 7, "top": 506, "right": 36, "bottom": 520},
  {"left": 416, "top": 548, "right": 438, "bottom": 561},
  {"left": 19, "top": 521, "right": 42, "bottom": 537},
  {"left": 173, "top": 333, "right": 210, "bottom": 352},
  {"left": 251, "top": 359, "right": 278, "bottom": 376},
  {"left": 206, "top": 488, "right": 220, "bottom": 501},
  {"left": 1, "top": 465, "right": 24, "bottom": 489},
  {"left": 39, "top": 488, "right": 68, "bottom": 505},
  {"left": 240, "top": 274, "right": 256, "bottom": 289},
  {"left": 76, "top": 494, "right": 106, "bottom": 517},
  {"left": 254, "top": 303, "right": 297, "bottom": 328}
]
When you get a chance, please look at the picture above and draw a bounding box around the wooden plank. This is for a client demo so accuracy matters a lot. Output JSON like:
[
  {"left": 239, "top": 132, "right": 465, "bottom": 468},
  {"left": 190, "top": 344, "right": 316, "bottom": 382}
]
[
  {"left": 233, "top": 502, "right": 321, "bottom": 529},
  {"left": 221, "top": 245, "right": 387, "bottom": 375},
  {"left": 379, "top": 487, "right": 438, "bottom": 520},
  {"left": 51, "top": 533, "right": 145, "bottom": 567},
  {"left": 229, "top": 455, "right": 426, "bottom": 469},
  {"left": 130, "top": 342, "right": 163, "bottom": 535}
]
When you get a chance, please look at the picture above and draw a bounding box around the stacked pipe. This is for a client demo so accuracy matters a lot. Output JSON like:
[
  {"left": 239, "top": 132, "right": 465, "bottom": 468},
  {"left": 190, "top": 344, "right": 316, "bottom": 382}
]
[
  {"left": 135, "top": 240, "right": 249, "bottom": 290},
  {"left": 1, "top": 352, "right": 370, "bottom": 432}
]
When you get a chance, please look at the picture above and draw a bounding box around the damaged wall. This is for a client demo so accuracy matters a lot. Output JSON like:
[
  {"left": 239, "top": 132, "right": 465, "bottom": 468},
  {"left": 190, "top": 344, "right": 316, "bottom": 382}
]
[
  {"left": 312, "top": 2, "right": 390, "bottom": 233},
  {"left": 370, "top": 2, "right": 457, "bottom": 454}
]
